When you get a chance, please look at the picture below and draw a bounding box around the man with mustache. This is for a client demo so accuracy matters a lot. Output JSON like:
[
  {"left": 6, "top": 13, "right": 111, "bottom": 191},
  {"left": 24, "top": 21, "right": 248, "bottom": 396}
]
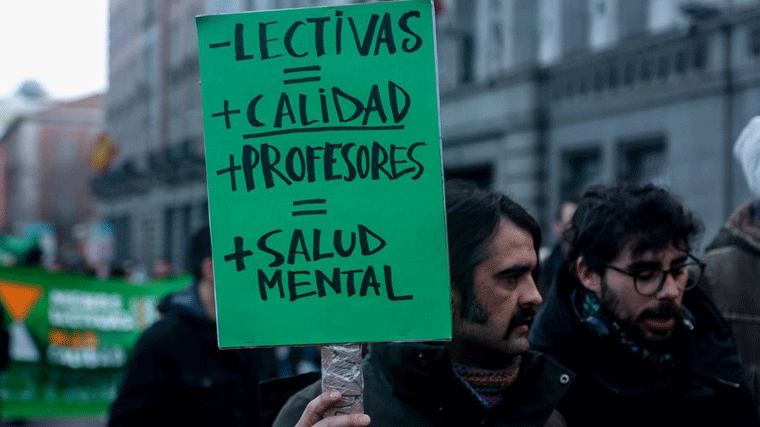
[
  {"left": 529, "top": 183, "right": 760, "bottom": 427},
  {"left": 272, "top": 180, "right": 573, "bottom": 427}
]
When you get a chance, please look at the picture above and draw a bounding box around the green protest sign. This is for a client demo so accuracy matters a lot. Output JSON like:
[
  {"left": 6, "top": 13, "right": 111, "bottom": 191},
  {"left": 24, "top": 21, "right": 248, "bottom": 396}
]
[
  {"left": 0, "top": 267, "right": 187, "bottom": 420},
  {"left": 196, "top": 0, "right": 451, "bottom": 348}
]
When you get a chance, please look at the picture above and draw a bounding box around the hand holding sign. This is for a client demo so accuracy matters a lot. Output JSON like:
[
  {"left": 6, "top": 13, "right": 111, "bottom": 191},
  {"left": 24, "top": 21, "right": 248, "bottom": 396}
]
[
  {"left": 294, "top": 391, "right": 371, "bottom": 427},
  {"left": 197, "top": 0, "right": 447, "bottom": 416}
]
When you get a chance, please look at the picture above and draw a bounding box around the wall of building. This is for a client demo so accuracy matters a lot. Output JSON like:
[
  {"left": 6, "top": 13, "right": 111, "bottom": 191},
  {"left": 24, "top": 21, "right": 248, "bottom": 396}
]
[
  {"left": 98, "top": 0, "right": 760, "bottom": 269},
  {"left": 0, "top": 95, "right": 104, "bottom": 261}
]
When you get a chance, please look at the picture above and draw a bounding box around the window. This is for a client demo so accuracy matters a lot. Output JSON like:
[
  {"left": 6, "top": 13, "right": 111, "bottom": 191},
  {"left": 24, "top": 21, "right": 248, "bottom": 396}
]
[
  {"left": 552, "top": 81, "right": 562, "bottom": 100},
  {"left": 594, "top": 70, "right": 605, "bottom": 92},
  {"left": 609, "top": 64, "right": 618, "bottom": 89},
  {"left": 618, "top": 0, "right": 647, "bottom": 39},
  {"left": 693, "top": 42, "right": 706, "bottom": 69},
  {"left": 164, "top": 208, "right": 174, "bottom": 262},
  {"left": 624, "top": 62, "right": 635, "bottom": 86},
  {"left": 657, "top": 56, "right": 669, "bottom": 79},
  {"left": 141, "top": 218, "right": 156, "bottom": 267},
  {"left": 751, "top": 28, "right": 760, "bottom": 57},
  {"left": 182, "top": 204, "right": 192, "bottom": 269},
  {"left": 562, "top": 0, "right": 590, "bottom": 56},
  {"left": 641, "top": 58, "right": 652, "bottom": 82},
  {"left": 675, "top": 49, "right": 686, "bottom": 74},
  {"left": 461, "top": 35, "right": 474, "bottom": 84},
  {"left": 617, "top": 138, "right": 668, "bottom": 186},
  {"left": 110, "top": 216, "right": 132, "bottom": 263},
  {"left": 561, "top": 148, "right": 602, "bottom": 199},
  {"left": 199, "top": 201, "right": 209, "bottom": 225}
]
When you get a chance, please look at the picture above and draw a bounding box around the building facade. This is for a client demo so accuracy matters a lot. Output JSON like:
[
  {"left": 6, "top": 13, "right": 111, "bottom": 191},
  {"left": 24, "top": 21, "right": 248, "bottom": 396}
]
[
  {"left": 0, "top": 93, "right": 104, "bottom": 262},
  {"left": 98, "top": 0, "right": 208, "bottom": 270},
  {"left": 97, "top": 0, "right": 760, "bottom": 270},
  {"left": 439, "top": 0, "right": 760, "bottom": 245}
]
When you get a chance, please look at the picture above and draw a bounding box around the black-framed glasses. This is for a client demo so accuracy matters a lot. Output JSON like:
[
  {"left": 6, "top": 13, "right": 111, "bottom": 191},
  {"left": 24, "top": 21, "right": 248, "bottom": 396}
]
[{"left": 603, "top": 254, "right": 706, "bottom": 296}]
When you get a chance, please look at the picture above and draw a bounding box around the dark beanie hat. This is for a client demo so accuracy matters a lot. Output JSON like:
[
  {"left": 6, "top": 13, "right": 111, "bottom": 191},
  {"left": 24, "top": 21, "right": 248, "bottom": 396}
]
[{"left": 187, "top": 225, "right": 212, "bottom": 280}]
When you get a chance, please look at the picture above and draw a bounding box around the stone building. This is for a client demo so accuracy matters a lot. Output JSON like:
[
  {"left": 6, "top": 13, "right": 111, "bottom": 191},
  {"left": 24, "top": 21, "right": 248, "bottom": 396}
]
[
  {"left": 0, "top": 93, "right": 104, "bottom": 261},
  {"left": 97, "top": 0, "right": 760, "bottom": 269}
]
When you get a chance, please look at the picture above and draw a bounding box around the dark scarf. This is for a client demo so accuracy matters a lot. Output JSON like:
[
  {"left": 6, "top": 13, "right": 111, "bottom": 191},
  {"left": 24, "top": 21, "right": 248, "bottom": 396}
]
[{"left": 572, "top": 288, "right": 693, "bottom": 370}]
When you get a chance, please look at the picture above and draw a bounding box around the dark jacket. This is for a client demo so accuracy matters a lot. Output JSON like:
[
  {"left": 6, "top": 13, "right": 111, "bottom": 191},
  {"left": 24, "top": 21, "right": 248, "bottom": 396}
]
[
  {"left": 273, "top": 342, "right": 572, "bottom": 427},
  {"left": 108, "top": 284, "right": 277, "bottom": 427},
  {"left": 700, "top": 201, "right": 760, "bottom": 415},
  {"left": 530, "top": 263, "right": 760, "bottom": 427}
]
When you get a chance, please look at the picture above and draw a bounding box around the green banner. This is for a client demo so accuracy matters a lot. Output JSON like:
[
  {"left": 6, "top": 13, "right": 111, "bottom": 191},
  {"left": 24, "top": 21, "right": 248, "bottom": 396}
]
[
  {"left": 0, "top": 267, "right": 187, "bottom": 420},
  {"left": 196, "top": 0, "right": 451, "bottom": 348}
]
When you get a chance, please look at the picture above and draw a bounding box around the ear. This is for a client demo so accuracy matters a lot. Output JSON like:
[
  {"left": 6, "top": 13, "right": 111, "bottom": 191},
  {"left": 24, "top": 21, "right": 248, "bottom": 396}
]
[
  {"left": 201, "top": 257, "right": 214, "bottom": 285},
  {"left": 576, "top": 256, "right": 601, "bottom": 293}
]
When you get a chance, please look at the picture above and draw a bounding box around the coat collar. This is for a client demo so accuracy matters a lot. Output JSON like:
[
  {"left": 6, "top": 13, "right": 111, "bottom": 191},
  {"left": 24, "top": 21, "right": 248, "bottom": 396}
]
[
  {"left": 707, "top": 201, "right": 760, "bottom": 255},
  {"left": 366, "top": 341, "right": 573, "bottom": 424}
]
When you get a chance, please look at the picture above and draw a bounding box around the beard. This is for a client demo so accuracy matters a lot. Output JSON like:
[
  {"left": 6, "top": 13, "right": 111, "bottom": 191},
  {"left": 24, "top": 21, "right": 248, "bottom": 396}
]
[{"left": 599, "top": 278, "right": 682, "bottom": 347}]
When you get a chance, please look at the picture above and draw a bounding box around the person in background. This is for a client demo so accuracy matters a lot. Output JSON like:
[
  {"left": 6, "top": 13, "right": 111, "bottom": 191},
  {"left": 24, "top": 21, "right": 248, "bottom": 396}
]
[
  {"left": 530, "top": 183, "right": 759, "bottom": 427},
  {"left": 699, "top": 116, "right": 760, "bottom": 417},
  {"left": 538, "top": 197, "right": 578, "bottom": 297},
  {"left": 273, "top": 180, "right": 573, "bottom": 427},
  {"left": 150, "top": 257, "right": 175, "bottom": 280},
  {"left": 108, "top": 225, "right": 277, "bottom": 427}
]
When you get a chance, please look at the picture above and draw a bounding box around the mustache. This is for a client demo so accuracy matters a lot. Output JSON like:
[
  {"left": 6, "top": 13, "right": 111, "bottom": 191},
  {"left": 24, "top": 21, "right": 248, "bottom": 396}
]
[
  {"left": 505, "top": 306, "right": 536, "bottom": 338},
  {"left": 637, "top": 301, "right": 681, "bottom": 321}
]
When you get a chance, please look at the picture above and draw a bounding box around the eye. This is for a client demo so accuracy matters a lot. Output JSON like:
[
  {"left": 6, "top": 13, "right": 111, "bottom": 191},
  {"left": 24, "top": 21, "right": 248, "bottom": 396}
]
[
  {"left": 503, "top": 273, "right": 521, "bottom": 283},
  {"left": 498, "top": 272, "right": 522, "bottom": 289},
  {"left": 671, "top": 266, "right": 687, "bottom": 277},
  {"left": 636, "top": 270, "right": 658, "bottom": 281}
]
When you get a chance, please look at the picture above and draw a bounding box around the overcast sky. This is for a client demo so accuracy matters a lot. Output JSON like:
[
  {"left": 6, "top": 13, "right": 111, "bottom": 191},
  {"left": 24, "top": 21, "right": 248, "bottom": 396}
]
[{"left": 0, "top": 0, "right": 107, "bottom": 100}]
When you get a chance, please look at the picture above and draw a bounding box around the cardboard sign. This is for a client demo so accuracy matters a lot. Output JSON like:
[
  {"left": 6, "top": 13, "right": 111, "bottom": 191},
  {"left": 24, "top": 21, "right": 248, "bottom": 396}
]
[{"left": 196, "top": 0, "right": 450, "bottom": 348}]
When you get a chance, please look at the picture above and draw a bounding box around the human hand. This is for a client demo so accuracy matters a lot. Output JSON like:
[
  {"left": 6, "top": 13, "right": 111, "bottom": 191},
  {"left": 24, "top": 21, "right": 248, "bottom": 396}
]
[{"left": 294, "top": 391, "right": 371, "bottom": 427}]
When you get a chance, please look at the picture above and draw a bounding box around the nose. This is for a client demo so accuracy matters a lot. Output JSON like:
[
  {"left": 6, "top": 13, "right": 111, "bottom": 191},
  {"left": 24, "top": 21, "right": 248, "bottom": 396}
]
[
  {"left": 521, "top": 276, "right": 543, "bottom": 307},
  {"left": 657, "top": 270, "right": 681, "bottom": 300}
]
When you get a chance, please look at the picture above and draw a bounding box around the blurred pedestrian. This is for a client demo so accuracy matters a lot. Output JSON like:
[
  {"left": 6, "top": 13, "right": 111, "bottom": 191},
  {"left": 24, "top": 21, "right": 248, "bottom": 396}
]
[
  {"left": 272, "top": 181, "right": 573, "bottom": 427},
  {"left": 538, "top": 196, "right": 577, "bottom": 297},
  {"left": 108, "top": 225, "right": 277, "bottom": 427},
  {"left": 699, "top": 116, "right": 760, "bottom": 416},
  {"left": 530, "top": 183, "right": 759, "bottom": 427},
  {"left": 150, "top": 257, "right": 175, "bottom": 280}
]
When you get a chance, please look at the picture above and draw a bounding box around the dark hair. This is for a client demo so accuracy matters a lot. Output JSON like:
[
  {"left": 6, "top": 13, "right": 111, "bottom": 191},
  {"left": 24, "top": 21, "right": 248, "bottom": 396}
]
[
  {"left": 446, "top": 180, "right": 541, "bottom": 318},
  {"left": 187, "top": 225, "right": 212, "bottom": 281},
  {"left": 565, "top": 183, "right": 702, "bottom": 275}
]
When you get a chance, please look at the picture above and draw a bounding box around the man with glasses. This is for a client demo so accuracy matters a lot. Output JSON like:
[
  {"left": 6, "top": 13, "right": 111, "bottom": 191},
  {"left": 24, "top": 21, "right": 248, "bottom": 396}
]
[{"left": 529, "top": 183, "right": 760, "bottom": 427}]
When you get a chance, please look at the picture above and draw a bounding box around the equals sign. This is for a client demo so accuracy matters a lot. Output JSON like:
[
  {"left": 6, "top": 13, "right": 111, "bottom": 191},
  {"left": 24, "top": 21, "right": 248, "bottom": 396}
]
[
  {"left": 283, "top": 65, "right": 321, "bottom": 85},
  {"left": 292, "top": 199, "right": 327, "bottom": 216}
]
